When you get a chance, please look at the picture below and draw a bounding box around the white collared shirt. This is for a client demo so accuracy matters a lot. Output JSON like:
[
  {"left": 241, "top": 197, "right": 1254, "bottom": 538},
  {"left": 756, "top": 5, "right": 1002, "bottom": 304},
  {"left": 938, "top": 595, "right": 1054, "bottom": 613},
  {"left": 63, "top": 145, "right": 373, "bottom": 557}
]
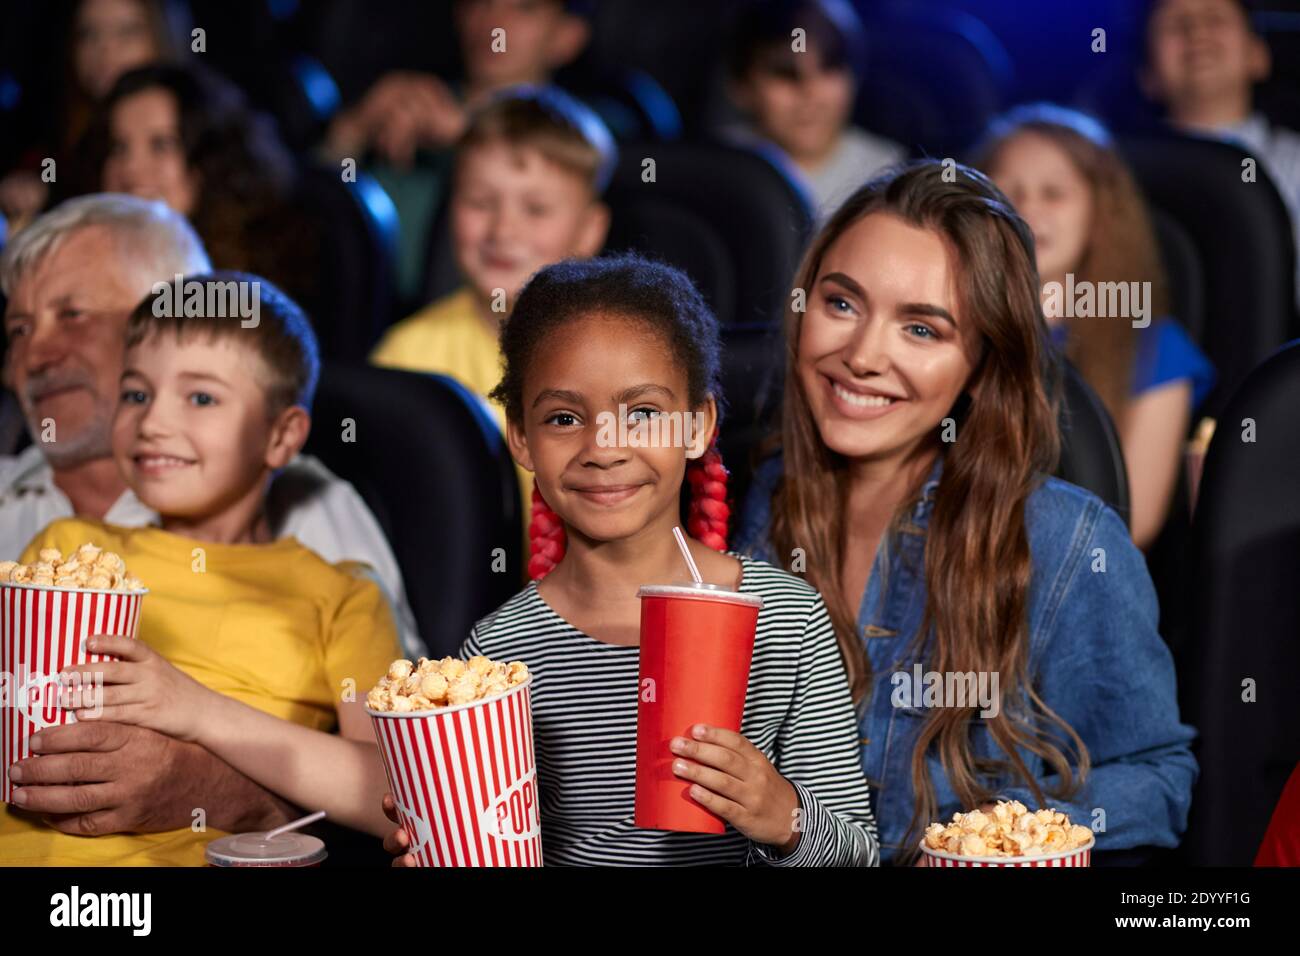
[{"left": 0, "top": 443, "right": 425, "bottom": 657}]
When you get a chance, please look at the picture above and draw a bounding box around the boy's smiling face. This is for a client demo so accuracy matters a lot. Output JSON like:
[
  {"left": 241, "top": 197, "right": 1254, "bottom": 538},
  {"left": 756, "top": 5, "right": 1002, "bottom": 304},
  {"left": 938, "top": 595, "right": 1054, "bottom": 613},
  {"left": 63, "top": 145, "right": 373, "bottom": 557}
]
[
  {"left": 451, "top": 141, "right": 608, "bottom": 314},
  {"left": 112, "top": 330, "right": 308, "bottom": 531},
  {"left": 1144, "top": 0, "right": 1270, "bottom": 108},
  {"left": 505, "top": 312, "right": 716, "bottom": 545}
]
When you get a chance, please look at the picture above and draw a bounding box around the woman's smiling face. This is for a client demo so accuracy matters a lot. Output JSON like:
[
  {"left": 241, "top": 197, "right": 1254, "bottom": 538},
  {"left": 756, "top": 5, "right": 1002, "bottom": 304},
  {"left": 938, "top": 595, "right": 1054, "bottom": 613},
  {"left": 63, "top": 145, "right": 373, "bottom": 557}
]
[
  {"left": 798, "top": 211, "right": 983, "bottom": 463},
  {"left": 506, "top": 312, "right": 715, "bottom": 545}
]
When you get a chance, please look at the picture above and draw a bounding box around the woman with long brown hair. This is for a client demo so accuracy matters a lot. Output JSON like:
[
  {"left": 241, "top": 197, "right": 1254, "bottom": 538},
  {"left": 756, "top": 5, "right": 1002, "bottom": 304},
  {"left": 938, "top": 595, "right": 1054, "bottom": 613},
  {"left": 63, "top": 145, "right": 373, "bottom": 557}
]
[
  {"left": 975, "top": 103, "right": 1215, "bottom": 550},
  {"left": 734, "top": 160, "right": 1196, "bottom": 864}
]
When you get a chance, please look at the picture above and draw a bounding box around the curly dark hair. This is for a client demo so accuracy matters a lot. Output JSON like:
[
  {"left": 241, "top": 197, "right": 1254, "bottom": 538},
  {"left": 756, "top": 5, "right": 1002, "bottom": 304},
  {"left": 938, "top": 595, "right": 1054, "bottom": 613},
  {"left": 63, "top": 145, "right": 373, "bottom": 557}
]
[
  {"left": 77, "top": 62, "right": 297, "bottom": 274},
  {"left": 489, "top": 253, "right": 724, "bottom": 426}
]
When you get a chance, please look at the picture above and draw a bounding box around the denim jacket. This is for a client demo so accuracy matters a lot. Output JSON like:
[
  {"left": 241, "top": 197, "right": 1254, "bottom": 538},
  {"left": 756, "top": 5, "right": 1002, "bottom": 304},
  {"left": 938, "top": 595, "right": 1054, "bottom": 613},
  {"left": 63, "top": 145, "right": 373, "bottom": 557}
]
[{"left": 734, "top": 453, "right": 1198, "bottom": 864}]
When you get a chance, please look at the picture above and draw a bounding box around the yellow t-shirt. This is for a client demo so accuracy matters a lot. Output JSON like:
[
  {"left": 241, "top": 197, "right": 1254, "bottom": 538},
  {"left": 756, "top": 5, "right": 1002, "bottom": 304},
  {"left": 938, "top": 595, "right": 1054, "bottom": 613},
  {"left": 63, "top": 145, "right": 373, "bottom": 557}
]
[
  {"left": 370, "top": 286, "right": 534, "bottom": 540},
  {"left": 0, "top": 517, "right": 401, "bottom": 866}
]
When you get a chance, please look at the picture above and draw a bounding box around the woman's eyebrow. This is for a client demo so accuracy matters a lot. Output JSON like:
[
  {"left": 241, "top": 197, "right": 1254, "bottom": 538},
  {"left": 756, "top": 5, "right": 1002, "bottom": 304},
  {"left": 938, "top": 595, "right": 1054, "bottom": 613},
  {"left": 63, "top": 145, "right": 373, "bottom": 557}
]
[
  {"left": 821, "top": 272, "right": 956, "bottom": 326},
  {"left": 820, "top": 271, "right": 867, "bottom": 299},
  {"left": 900, "top": 302, "right": 957, "bottom": 327}
]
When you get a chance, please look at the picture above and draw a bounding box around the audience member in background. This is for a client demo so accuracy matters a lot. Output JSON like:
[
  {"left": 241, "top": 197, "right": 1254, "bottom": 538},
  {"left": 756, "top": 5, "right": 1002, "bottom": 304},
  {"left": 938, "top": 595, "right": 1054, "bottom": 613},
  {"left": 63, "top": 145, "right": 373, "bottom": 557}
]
[
  {"left": 1141, "top": 0, "right": 1300, "bottom": 305},
  {"left": 0, "top": 0, "right": 186, "bottom": 229},
  {"left": 0, "top": 195, "right": 422, "bottom": 659},
  {"left": 735, "top": 161, "right": 1196, "bottom": 864},
  {"left": 370, "top": 86, "right": 614, "bottom": 520},
  {"left": 319, "top": 0, "right": 594, "bottom": 304},
  {"left": 71, "top": 63, "right": 316, "bottom": 315},
  {"left": 4, "top": 273, "right": 400, "bottom": 865},
  {"left": 976, "top": 104, "right": 1215, "bottom": 550},
  {"left": 724, "top": 0, "right": 905, "bottom": 226}
]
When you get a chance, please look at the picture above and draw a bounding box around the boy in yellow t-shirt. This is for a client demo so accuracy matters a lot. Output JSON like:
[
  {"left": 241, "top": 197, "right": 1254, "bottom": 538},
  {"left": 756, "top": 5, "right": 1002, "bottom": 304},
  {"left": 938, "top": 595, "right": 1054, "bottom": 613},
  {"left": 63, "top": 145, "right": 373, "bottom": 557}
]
[
  {"left": 1, "top": 274, "right": 401, "bottom": 866},
  {"left": 370, "top": 86, "right": 615, "bottom": 522}
]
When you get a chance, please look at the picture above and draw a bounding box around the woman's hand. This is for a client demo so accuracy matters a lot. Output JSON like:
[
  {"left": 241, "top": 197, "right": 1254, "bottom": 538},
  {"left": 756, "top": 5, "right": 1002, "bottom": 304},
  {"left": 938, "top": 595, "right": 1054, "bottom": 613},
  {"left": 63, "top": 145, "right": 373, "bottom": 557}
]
[
  {"left": 381, "top": 793, "right": 419, "bottom": 867},
  {"left": 58, "top": 634, "right": 214, "bottom": 743},
  {"left": 670, "top": 723, "right": 801, "bottom": 855}
]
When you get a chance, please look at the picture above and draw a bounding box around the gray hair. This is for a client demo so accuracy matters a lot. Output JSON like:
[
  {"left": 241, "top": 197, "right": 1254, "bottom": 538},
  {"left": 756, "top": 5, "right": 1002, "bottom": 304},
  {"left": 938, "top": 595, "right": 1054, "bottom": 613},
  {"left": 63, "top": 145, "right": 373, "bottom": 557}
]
[{"left": 0, "top": 193, "right": 211, "bottom": 298}]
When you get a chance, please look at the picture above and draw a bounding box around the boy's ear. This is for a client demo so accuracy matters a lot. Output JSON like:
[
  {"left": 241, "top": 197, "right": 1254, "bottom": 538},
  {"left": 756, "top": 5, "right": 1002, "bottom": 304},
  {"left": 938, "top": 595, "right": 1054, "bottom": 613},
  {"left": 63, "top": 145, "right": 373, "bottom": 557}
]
[
  {"left": 546, "top": 13, "right": 590, "bottom": 69},
  {"left": 576, "top": 201, "right": 611, "bottom": 258},
  {"left": 265, "top": 405, "right": 311, "bottom": 470},
  {"left": 506, "top": 416, "right": 535, "bottom": 473}
]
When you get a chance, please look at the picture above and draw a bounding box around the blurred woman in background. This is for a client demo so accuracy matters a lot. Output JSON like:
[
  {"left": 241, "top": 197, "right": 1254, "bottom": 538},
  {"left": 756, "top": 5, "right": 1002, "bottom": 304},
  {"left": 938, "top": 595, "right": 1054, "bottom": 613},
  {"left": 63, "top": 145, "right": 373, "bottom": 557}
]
[
  {"left": 0, "top": 0, "right": 186, "bottom": 229},
  {"left": 74, "top": 62, "right": 315, "bottom": 311},
  {"left": 976, "top": 104, "right": 1215, "bottom": 549}
]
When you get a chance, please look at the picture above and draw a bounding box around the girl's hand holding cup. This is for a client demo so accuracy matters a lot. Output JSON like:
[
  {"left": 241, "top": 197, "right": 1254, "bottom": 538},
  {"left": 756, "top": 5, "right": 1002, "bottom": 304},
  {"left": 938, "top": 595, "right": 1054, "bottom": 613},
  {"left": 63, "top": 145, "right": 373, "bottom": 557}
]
[{"left": 670, "top": 723, "right": 801, "bottom": 855}]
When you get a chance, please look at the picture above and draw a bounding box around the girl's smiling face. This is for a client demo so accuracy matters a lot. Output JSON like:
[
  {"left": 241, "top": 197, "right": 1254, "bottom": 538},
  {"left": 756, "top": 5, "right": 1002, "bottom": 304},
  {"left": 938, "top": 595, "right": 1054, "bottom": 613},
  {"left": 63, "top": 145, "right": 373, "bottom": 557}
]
[
  {"left": 506, "top": 312, "right": 716, "bottom": 545},
  {"left": 798, "top": 211, "right": 983, "bottom": 463}
]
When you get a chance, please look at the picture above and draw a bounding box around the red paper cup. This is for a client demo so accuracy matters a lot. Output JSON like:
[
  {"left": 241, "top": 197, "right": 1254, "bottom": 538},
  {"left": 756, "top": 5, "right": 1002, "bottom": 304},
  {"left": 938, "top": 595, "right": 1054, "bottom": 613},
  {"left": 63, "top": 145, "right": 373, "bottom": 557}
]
[
  {"left": 635, "top": 583, "right": 763, "bottom": 833},
  {"left": 367, "top": 678, "right": 541, "bottom": 867},
  {"left": 2, "top": 581, "right": 146, "bottom": 804},
  {"left": 920, "top": 835, "right": 1094, "bottom": 868}
]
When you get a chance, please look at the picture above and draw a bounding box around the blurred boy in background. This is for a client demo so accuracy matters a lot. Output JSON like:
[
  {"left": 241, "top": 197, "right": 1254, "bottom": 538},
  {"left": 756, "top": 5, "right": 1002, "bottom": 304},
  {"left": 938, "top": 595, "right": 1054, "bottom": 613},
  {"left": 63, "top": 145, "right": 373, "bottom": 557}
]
[
  {"left": 1142, "top": 0, "right": 1300, "bottom": 305},
  {"left": 370, "top": 85, "right": 614, "bottom": 522}
]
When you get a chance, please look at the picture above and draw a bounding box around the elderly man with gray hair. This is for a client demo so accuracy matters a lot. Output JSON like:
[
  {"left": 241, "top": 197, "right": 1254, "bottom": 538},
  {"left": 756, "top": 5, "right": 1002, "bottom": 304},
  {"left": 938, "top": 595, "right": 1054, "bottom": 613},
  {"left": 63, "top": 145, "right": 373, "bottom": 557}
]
[{"left": 0, "top": 194, "right": 420, "bottom": 847}]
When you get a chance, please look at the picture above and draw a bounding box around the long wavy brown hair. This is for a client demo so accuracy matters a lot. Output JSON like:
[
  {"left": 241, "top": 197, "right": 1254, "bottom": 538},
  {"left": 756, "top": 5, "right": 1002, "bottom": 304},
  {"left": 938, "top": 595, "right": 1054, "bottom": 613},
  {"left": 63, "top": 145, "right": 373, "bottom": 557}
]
[
  {"left": 768, "top": 160, "right": 1090, "bottom": 858},
  {"left": 973, "top": 103, "right": 1170, "bottom": 425}
]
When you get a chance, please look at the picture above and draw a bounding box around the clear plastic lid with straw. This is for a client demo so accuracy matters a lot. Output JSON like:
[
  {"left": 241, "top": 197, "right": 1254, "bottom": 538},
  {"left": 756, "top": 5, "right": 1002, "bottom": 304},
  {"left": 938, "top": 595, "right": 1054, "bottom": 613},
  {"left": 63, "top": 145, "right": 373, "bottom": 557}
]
[
  {"left": 636, "top": 527, "right": 763, "bottom": 608},
  {"left": 204, "top": 810, "right": 329, "bottom": 866}
]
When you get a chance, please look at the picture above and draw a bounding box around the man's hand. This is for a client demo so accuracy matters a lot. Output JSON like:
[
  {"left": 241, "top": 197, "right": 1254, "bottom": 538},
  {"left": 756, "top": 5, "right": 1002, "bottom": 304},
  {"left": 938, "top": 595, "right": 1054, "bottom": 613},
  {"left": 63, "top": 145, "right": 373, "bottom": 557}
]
[{"left": 6, "top": 721, "right": 298, "bottom": 836}]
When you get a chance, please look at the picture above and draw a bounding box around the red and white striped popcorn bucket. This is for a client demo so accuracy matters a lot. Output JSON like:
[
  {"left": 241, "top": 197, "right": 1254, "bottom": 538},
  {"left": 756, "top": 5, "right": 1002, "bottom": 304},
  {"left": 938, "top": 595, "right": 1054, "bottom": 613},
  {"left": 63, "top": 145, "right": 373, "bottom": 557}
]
[
  {"left": 921, "top": 835, "right": 1094, "bottom": 868},
  {"left": 367, "top": 678, "right": 542, "bottom": 867},
  {"left": 2, "top": 582, "right": 146, "bottom": 804}
]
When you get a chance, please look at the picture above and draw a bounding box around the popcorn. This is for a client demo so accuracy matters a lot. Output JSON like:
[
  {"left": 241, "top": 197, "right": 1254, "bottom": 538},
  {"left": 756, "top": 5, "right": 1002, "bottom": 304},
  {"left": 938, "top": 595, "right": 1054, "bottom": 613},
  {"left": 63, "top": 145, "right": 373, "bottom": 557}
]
[
  {"left": 366, "top": 655, "right": 530, "bottom": 713},
  {"left": 0, "top": 545, "right": 146, "bottom": 593},
  {"left": 1189, "top": 416, "right": 1217, "bottom": 455},
  {"left": 923, "top": 801, "right": 1093, "bottom": 858}
]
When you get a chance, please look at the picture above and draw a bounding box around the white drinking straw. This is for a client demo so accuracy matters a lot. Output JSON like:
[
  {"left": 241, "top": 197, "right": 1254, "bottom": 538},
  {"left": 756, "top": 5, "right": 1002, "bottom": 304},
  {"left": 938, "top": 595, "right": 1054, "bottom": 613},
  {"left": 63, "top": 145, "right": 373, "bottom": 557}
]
[
  {"left": 265, "top": 809, "right": 327, "bottom": 841},
  {"left": 672, "top": 525, "right": 703, "bottom": 584}
]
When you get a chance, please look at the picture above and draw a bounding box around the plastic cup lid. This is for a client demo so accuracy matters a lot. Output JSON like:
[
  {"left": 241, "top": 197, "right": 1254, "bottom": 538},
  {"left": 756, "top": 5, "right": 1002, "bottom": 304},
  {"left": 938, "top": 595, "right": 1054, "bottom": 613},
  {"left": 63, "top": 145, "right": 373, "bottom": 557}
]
[
  {"left": 205, "top": 831, "right": 327, "bottom": 865},
  {"left": 637, "top": 582, "right": 763, "bottom": 609}
]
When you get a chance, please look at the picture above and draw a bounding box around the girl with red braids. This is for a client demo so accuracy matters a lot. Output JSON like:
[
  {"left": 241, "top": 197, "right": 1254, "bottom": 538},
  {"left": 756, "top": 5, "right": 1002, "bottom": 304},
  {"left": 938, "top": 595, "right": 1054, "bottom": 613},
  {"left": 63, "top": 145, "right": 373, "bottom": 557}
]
[{"left": 381, "top": 253, "right": 879, "bottom": 865}]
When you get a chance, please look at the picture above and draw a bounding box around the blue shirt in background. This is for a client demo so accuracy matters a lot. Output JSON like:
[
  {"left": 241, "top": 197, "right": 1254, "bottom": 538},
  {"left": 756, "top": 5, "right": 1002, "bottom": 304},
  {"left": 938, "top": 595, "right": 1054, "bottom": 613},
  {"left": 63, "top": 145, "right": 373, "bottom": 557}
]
[{"left": 1050, "top": 317, "right": 1216, "bottom": 409}]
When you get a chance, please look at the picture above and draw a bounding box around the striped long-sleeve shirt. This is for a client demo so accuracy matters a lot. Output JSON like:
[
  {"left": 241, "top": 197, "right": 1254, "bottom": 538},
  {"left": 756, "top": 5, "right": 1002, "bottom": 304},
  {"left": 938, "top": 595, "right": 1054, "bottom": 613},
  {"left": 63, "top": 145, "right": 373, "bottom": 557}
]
[{"left": 462, "top": 554, "right": 879, "bottom": 866}]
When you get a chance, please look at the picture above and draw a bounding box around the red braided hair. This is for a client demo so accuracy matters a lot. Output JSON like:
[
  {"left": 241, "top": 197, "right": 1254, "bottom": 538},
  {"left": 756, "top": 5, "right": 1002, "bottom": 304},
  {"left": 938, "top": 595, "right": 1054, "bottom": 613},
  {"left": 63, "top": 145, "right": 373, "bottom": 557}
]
[{"left": 527, "top": 430, "right": 731, "bottom": 581}]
